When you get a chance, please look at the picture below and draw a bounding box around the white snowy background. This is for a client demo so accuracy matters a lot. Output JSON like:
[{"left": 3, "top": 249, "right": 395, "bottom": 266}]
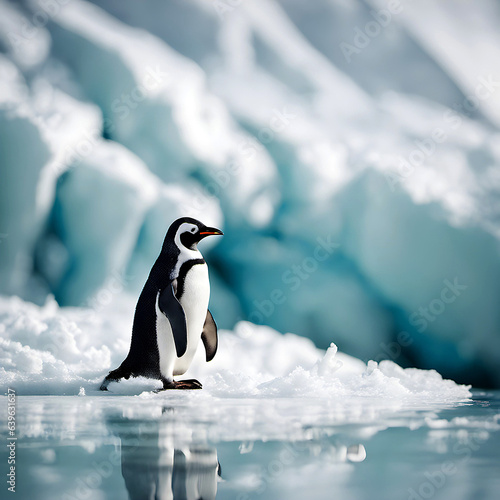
[{"left": 1, "top": 0, "right": 500, "bottom": 392}]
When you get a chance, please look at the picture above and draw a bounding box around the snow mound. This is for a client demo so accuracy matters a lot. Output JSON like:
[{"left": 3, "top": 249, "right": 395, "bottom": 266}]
[{"left": 0, "top": 296, "right": 470, "bottom": 402}]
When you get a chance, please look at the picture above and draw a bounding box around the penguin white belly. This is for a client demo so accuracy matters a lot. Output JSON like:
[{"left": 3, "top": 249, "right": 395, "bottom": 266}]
[
  {"left": 175, "top": 263, "right": 210, "bottom": 375},
  {"left": 155, "top": 263, "right": 210, "bottom": 380}
]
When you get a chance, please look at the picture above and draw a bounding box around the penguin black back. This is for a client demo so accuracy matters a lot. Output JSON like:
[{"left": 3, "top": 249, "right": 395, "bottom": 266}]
[{"left": 114, "top": 220, "right": 185, "bottom": 379}]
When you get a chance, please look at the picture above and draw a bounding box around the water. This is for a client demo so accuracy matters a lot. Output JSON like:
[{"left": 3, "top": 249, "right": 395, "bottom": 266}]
[{"left": 3, "top": 390, "right": 499, "bottom": 500}]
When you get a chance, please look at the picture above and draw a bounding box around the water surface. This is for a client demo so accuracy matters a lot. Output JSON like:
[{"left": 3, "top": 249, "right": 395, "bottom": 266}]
[{"left": 3, "top": 390, "right": 499, "bottom": 500}]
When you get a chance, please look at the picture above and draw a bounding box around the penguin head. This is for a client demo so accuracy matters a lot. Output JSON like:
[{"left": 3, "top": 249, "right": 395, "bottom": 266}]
[{"left": 167, "top": 217, "right": 223, "bottom": 251}]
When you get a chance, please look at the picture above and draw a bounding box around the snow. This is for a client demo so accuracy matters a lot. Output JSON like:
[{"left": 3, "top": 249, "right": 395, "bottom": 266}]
[
  {"left": 0, "top": 295, "right": 470, "bottom": 402},
  {"left": 0, "top": 0, "right": 500, "bottom": 387}
]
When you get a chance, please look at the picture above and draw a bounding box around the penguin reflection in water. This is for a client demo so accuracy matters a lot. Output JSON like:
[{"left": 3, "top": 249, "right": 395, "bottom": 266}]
[
  {"left": 100, "top": 217, "right": 223, "bottom": 391},
  {"left": 106, "top": 411, "right": 221, "bottom": 500}
]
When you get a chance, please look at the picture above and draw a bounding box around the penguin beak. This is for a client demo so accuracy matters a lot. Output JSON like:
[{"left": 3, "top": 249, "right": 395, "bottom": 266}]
[{"left": 199, "top": 227, "right": 224, "bottom": 237}]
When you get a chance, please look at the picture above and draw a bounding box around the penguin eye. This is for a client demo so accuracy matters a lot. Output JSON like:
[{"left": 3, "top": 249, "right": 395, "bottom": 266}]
[{"left": 190, "top": 227, "right": 197, "bottom": 233}]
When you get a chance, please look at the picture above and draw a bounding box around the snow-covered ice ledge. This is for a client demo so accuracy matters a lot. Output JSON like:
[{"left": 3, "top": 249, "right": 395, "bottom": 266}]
[{"left": 0, "top": 295, "right": 471, "bottom": 402}]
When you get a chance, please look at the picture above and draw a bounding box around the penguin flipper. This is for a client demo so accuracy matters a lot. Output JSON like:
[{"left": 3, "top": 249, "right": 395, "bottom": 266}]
[
  {"left": 158, "top": 282, "right": 188, "bottom": 358},
  {"left": 201, "top": 309, "right": 218, "bottom": 362}
]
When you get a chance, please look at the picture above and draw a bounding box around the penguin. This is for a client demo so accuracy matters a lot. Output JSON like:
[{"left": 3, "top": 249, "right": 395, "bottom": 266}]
[{"left": 100, "top": 217, "right": 223, "bottom": 391}]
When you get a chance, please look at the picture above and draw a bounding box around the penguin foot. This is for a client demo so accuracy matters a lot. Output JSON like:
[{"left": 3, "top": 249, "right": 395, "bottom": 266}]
[{"left": 161, "top": 379, "right": 203, "bottom": 390}]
